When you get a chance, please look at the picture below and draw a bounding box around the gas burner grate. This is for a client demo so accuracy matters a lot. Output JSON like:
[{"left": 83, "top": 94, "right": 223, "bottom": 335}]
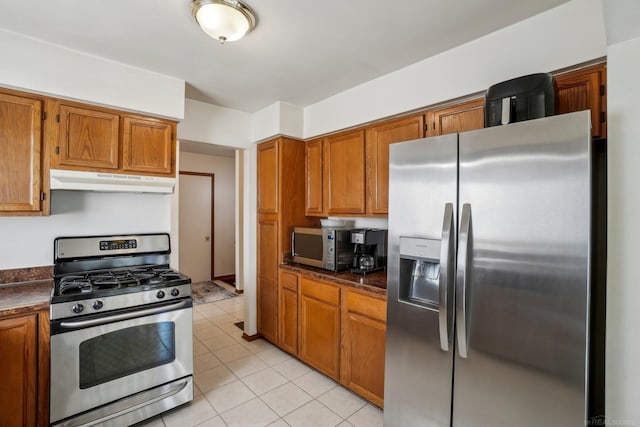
[{"left": 60, "top": 278, "right": 92, "bottom": 295}]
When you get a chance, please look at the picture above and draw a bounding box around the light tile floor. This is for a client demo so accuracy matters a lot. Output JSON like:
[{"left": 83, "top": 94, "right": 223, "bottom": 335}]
[{"left": 136, "top": 294, "right": 384, "bottom": 427}]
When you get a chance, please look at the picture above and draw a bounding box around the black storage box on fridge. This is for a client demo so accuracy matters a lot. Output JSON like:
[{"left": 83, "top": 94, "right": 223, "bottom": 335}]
[{"left": 485, "top": 73, "right": 555, "bottom": 127}]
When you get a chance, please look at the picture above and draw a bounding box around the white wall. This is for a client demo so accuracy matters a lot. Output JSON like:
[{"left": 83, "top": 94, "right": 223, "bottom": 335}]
[
  {"left": 235, "top": 150, "right": 245, "bottom": 291},
  {"left": 0, "top": 191, "right": 171, "bottom": 269},
  {"left": 242, "top": 147, "right": 257, "bottom": 335},
  {"left": 179, "top": 151, "right": 236, "bottom": 277},
  {"left": 179, "top": 99, "right": 251, "bottom": 148},
  {"left": 605, "top": 35, "right": 640, "bottom": 425},
  {"left": 251, "top": 102, "right": 304, "bottom": 142},
  {"left": 303, "top": 0, "right": 607, "bottom": 138},
  {"left": 0, "top": 29, "right": 184, "bottom": 119}
]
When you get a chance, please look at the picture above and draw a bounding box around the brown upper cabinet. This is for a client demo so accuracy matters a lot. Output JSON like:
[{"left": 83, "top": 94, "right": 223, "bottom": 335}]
[
  {"left": 0, "top": 89, "right": 48, "bottom": 216},
  {"left": 366, "top": 115, "right": 425, "bottom": 214},
  {"left": 50, "top": 100, "right": 176, "bottom": 176},
  {"left": 427, "top": 98, "right": 485, "bottom": 137},
  {"left": 122, "top": 116, "right": 173, "bottom": 175},
  {"left": 304, "top": 138, "right": 324, "bottom": 216},
  {"left": 257, "top": 139, "right": 279, "bottom": 214},
  {"left": 555, "top": 63, "right": 606, "bottom": 138},
  {"left": 324, "top": 129, "right": 367, "bottom": 215},
  {"left": 53, "top": 103, "right": 119, "bottom": 170}
]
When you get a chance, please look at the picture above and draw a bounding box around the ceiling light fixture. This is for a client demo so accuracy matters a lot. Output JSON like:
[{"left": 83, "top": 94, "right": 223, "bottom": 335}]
[{"left": 191, "top": 0, "right": 257, "bottom": 44}]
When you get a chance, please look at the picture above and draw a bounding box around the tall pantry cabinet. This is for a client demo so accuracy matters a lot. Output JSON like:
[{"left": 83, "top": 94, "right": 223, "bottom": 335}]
[{"left": 256, "top": 137, "right": 313, "bottom": 342}]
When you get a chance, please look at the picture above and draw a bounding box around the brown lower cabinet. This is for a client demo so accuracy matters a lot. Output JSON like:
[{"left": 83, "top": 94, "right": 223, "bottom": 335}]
[
  {"left": 278, "top": 270, "right": 299, "bottom": 354},
  {"left": 0, "top": 310, "right": 49, "bottom": 427},
  {"left": 340, "top": 289, "right": 386, "bottom": 407},
  {"left": 275, "top": 269, "right": 386, "bottom": 407},
  {"left": 298, "top": 277, "right": 341, "bottom": 379}
]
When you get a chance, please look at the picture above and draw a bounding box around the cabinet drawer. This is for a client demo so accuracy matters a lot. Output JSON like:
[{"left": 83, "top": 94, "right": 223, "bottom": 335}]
[
  {"left": 346, "top": 290, "right": 386, "bottom": 321},
  {"left": 280, "top": 270, "right": 298, "bottom": 291},
  {"left": 301, "top": 277, "right": 340, "bottom": 306}
]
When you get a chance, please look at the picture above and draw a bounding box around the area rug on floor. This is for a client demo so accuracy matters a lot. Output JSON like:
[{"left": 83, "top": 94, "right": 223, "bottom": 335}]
[{"left": 191, "top": 281, "right": 238, "bottom": 305}]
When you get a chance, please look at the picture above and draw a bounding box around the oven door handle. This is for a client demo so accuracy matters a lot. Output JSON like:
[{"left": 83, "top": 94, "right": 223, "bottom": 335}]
[{"left": 59, "top": 300, "right": 189, "bottom": 330}]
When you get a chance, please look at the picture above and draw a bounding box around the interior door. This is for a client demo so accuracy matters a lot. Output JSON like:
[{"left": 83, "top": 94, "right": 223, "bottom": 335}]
[{"left": 179, "top": 173, "right": 213, "bottom": 283}]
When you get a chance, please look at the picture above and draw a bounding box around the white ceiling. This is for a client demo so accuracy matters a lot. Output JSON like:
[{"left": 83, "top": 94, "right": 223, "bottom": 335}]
[{"left": 0, "top": 0, "right": 570, "bottom": 113}]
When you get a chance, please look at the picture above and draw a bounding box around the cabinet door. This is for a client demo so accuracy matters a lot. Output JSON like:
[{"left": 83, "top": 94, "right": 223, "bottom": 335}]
[
  {"left": 366, "top": 115, "right": 424, "bottom": 214},
  {"left": 324, "top": 130, "right": 366, "bottom": 215},
  {"left": 0, "top": 92, "right": 43, "bottom": 212},
  {"left": 278, "top": 270, "right": 299, "bottom": 355},
  {"left": 257, "top": 140, "right": 279, "bottom": 214},
  {"left": 257, "top": 219, "right": 278, "bottom": 342},
  {"left": 0, "top": 314, "right": 37, "bottom": 427},
  {"left": 428, "top": 98, "right": 485, "bottom": 136},
  {"left": 122, "top": 117, "right": 174, "bottom": 175},
  {"left": 54, "top": 103, "right": 119, "bottom": 170},
  {"left": 299, "top": 278, "right": 341, "bottom": 379},
  {"left": 341, "top": 291, "right": 386, "bottom": 407},
  {"left": 305, "top": 139, "right": 324, "bottom": 216},
  {"left": 555, "top": 64, "right": 606, "bottom": 138}
]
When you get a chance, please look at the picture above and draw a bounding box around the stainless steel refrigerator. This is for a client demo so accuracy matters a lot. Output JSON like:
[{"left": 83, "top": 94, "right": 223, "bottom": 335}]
[{"left": 384, "top": 111, "right": 595, "bottom": 427}]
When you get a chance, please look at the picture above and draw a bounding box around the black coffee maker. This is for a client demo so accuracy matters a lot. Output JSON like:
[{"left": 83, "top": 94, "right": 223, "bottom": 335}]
[{"left": 350, "top": 229, "right": 388, "bottom": 274}]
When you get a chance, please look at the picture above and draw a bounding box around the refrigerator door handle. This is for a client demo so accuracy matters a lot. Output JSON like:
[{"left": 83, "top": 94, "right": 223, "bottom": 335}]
[
  {"left": 456, "top": 203, "right": 472, "bottom": 358},
  {"left": 439, "top": 203, "right": 455, "bottom": 351}
]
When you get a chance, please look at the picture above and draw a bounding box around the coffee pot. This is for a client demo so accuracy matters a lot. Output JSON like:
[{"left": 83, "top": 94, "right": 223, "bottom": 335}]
[{"left": 350, "top": 229, "right": 388, "bottom": 274}]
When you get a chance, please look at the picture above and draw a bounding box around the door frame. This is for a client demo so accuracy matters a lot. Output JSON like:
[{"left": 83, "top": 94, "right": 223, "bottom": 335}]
[{"left": 179, "top": 171, "right": 215, "bottom": 280}]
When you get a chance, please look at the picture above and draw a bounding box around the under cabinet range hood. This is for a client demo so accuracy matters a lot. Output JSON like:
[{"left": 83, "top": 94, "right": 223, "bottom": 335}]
[{"left": 50, "top": 169, "right": 176, "bottom": 194}]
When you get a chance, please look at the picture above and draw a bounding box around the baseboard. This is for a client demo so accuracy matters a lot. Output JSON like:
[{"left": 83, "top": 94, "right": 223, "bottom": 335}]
[
  {"left": 242, "top": 332, "right": 260, "bottom": 342},
  {"left": 234, "top": 289, "right": 244, "bottom": 294},
  {"left": 213, "top": 274, "right": 235, "bottom": 284}
]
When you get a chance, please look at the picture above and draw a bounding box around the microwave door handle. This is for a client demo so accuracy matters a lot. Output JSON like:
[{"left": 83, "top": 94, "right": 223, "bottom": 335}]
[
  {"left": 438, "top": 203, "right": 454, "bottom": 352},
  {"left": 291, "top": 231, "right": 296, "bottom": 256}
]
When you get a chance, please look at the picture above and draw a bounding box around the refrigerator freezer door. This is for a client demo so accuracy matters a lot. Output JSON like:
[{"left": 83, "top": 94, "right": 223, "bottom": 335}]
[
  {"left": 453, "top": 111, "right": 591, "bottom": 426},
  {"left": 385, "top": 134, "right": 458, "bottom": 427}
]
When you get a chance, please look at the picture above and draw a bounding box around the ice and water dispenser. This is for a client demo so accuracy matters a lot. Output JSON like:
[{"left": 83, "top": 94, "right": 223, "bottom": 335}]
[{"left": 398, "top": 237, "right": 442, "bottom": 309}]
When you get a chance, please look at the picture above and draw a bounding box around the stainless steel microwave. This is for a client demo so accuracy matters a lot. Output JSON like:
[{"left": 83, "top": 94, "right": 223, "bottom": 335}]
[{"left": 291, "top": 227, "right": 354, "bottom": 271}]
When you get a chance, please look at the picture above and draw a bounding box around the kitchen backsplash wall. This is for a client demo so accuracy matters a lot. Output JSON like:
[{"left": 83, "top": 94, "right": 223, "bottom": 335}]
[
  {"left": 0, "top": 190, "right": 171, "bottom": 270},
  {"left": 329, "top": 217, "right": 388, "bottom": 229}
]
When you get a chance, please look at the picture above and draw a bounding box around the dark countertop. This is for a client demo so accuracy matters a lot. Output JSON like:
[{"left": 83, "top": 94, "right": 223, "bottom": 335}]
[
  {"left": 0, "top": 266, "right": 53, "bottom": 317},
  {"left": 280, "top": 263, "right": 387, "bottom": 297},
  {"left": 0, "top": 280, "right": 52, "bottom": 316}
]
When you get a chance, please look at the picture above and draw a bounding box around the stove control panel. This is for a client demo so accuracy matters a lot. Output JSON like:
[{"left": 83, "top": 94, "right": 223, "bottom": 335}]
[
  {"left": 99, "top": 239, "right": 138, "bottom": 251},
  {"left": 51, "top": 283, "right": 192, "bottom": 320}
]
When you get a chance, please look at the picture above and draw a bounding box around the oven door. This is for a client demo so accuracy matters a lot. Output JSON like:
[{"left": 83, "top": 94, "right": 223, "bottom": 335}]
[{"left": 50, "top": 299, "right": 193, "bottom": 424}]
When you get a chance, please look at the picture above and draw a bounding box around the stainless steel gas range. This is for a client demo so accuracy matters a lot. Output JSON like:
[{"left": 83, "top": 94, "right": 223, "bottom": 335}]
[{"left": 49, "top": 233, "right": 193, "bottom": 427}]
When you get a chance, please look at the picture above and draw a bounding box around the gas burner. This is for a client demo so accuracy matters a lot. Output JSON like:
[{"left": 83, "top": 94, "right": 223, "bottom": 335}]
[
  {"left": 60, "top": 279, "right": 92, "bottom": 295},
  {"left": 160, "top": 272, "right": 181, "bottom": 280}
]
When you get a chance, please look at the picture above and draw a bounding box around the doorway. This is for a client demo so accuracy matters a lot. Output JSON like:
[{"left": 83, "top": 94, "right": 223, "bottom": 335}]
[{"left": 179, "top": 171, "right": 215, "bottom": 283}]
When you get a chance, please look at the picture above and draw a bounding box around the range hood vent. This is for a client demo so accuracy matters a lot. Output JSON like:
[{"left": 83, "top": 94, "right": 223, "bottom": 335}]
[{"left": 50, "top": 169, "right": 175, "bottom": 194}]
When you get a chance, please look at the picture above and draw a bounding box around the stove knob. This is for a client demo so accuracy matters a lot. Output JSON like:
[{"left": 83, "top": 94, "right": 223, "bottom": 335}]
[
  {"left": 156, "top": 290, "right": 165, "bottom": 299},
  {"left": 93, "top": 301, "right": 103, "bottom": 310},
  {"left": 72, "top": 303, "right": 84, "bottom": 314},
  {"left": 170, "top": 288, "right": 179, "bottom": 297}
]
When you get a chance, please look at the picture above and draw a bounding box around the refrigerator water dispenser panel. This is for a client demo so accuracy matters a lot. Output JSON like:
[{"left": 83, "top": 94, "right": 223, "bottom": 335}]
[{"left": 398, "top": 237, "right": 441, "bottom": 309}]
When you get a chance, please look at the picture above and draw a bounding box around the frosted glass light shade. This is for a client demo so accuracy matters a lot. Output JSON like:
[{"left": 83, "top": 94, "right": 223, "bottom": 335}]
[{"left": 192, "top": 0, "right": 256, "bottom": 43}]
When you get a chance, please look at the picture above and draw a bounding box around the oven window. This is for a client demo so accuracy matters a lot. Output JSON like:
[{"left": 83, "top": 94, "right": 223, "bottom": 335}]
[{"left": 79, "top": 322, "right": 175, "bottom": 389}]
